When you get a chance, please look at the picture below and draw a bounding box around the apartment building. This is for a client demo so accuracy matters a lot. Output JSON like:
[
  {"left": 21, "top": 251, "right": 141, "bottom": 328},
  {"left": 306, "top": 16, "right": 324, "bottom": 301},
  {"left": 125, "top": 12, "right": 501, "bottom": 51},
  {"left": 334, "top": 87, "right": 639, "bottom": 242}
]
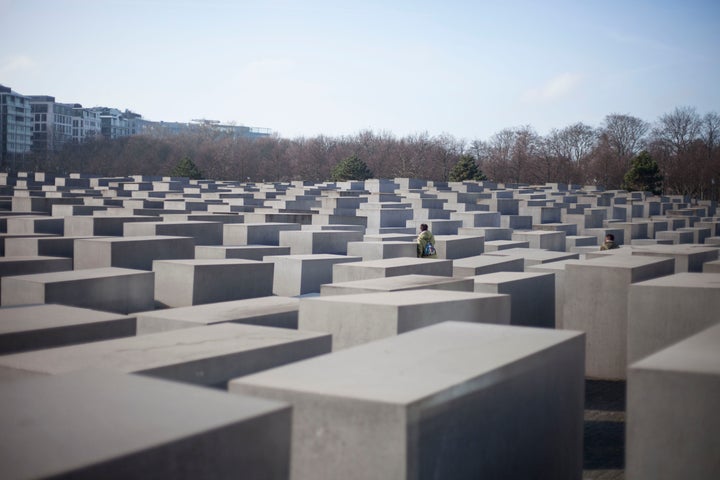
[{"left": 0, "top": 85, "right": 33, "bottom": 168}]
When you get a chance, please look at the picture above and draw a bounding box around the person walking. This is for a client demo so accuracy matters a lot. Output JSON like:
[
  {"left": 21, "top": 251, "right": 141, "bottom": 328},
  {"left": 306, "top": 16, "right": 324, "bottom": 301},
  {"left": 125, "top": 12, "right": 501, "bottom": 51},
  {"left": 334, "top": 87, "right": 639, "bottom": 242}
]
[{"left": 417, "top": 223, "right": 438, "bottom": 258}]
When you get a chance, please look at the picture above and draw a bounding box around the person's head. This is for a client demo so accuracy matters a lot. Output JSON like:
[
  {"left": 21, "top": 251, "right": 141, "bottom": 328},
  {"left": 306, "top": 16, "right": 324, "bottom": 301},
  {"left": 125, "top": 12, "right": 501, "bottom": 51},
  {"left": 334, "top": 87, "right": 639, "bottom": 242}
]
[
  {"left": 420, "top": 223, "right": 428, "bottom": 232},
  {"left": 605, "top": 234, "right": 615, "bottom": 242}
]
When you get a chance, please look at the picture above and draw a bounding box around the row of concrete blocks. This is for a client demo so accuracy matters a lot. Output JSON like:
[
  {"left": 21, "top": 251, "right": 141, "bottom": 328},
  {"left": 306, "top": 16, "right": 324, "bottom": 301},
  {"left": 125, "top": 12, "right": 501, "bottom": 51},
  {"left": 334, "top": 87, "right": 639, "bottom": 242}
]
[{"left": 1, "top": 273, "right": 719, "bottom": 479}]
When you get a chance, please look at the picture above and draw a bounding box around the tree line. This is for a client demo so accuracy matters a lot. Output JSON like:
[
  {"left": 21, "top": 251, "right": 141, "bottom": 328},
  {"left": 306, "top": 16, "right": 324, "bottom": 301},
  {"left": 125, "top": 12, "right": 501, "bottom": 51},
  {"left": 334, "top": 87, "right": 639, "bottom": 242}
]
[{"left": 27, "top": 106, "right": 720, "bottom": 200}]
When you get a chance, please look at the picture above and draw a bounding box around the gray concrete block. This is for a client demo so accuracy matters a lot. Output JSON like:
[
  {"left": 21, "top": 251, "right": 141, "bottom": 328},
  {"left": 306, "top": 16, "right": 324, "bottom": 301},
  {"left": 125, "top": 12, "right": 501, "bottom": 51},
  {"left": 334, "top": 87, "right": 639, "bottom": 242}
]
[
  {"left": 627, "top": 323, "right": 720, "bottom": 480},
  {"left": 0, "top": 323, "right": 331, "bottom": 387},
  {"left": 265, "top": 254, "right": 362, "bottom": 296},
  {"left": 195, "top": 244, "right": 291, "bottom": 260},
  {"left": 136, "top": 296, "right": 299, "bottom": 334},
  {"left": 6, "top": 215, "right": 64, "bottom": 235},
  {"left": 320, "top": 274, "right": 474, "bottom": 296},
  {"left": 333, "top": 257, "right": 454, "bottom": 283},
  {"left": 298, "top": 289, "right": 510, "bottom": 350},
  {"left": 458, "top": 226, "right": 512, "bottom": 241},
  {"left": 0, "top": 304, "right": 135, "bottom": 354},
  {"left": 4, "top": 235, "right": 99, "bottom": 258},
  {"left": 230, "top": 321, "right": 585, "bottom": 480},
  {"left": 471, "top": 271, "right": 555, "bottom": 328},
  {"left": 628, "top": 272, "right": 720, "bottom": 363},
  {"left": 432, "top": 234, "right": 484, "bottom": 259},
  {"left": 279, "top": 229, "right": 364, "bottom": 255},
  {"left": 526, "top": 260, "right": 582, "bottom": 329},
  {"left": 1, "top": 267, "right": 155, "bottom": 314},
  {"left": 124, "top": 220, "right": 223, "bottom": 245},
  {"left": 224, "top": 222, "right": 301, "bottom": 246},
  {"left": 153, "top": 259, "right": 274, "bottom": 307},
  {"left": 452, "top": 254, "right": 525, "bottom": 276},
  {"left": 631, "top": 244, "right": 719, "bottom": 273},
  {"left": 703, "top": 259, "right": 720, "bottom": 273},
  {"left": 484, "top": 240, "right": 530, "bottom": 251},
  {"left": 564, "top": 256, "right": 675, "bottom": 379},
  {"left": 0, "top": 370, "right": 291, "bottom": 479},
  {"left": 346, "top": 241, "right": 416, "bottom": 261},
  {"left": 74, "top": 235, "right": 195, "bottom": 270},
  {"left": 511, "top": 230, "right": 566, "bottom": 251},
  {"left": 485, "top": 248, "right": 580, "bottom": 267},
  {"left": 64, "top": 215, "right": 158, "bottom": 236},
  {"left": 0, "top": 256, "right": 72, "bottom": 277}
]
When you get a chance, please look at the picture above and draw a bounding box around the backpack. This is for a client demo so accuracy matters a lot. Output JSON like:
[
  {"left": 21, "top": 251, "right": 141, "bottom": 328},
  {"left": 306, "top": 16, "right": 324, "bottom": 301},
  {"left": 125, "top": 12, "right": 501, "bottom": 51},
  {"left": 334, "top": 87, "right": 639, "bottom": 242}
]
[{"left": 423, "top": 241, "right": 436, "bottom": 257}]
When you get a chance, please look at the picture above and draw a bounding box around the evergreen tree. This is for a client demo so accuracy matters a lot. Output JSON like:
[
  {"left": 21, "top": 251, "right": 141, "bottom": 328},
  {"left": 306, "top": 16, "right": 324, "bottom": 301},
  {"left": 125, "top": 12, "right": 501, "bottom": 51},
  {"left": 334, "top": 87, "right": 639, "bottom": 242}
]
[
  {"left": 622, "top": 150, "right": 663, "bottom": 194},
  {"left": 171, "top": 156, "right": 203, "bottom": 180},
  {"left": 330, "top": 155, "right": 373, "bottom": 181},
  {"left": 449, "top": 154, "right": 487, "bottom": 182}
]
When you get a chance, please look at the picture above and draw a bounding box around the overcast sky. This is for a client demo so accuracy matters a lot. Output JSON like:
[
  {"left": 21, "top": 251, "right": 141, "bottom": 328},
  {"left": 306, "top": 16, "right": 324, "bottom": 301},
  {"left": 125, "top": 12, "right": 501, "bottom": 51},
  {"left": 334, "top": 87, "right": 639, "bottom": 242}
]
[{"left": 2, "top": 0, "right": 718, "bottom": 139}]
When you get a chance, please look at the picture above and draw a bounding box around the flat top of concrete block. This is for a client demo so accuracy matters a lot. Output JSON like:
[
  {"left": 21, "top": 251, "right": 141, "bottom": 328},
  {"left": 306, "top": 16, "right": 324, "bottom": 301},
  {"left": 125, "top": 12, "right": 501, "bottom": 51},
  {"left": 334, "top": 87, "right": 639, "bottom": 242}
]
[
  {"left": 228, "top": 222, "right": 300, "bottom": 227},
  {"left": 339, "top": 257, "right": 448, "bottom": 268},
  {"left": 0, "top": 369, "right": 288, "bottom": 480},
  {"left": 302, "top": 288, "right": 505, "bottom": 307},
  {"left": 0, "top": 304, "right": 131, "bottom": 334},
  {"left": 573, "top": 255, "right": 674, "bottom": 269},
  {"left": 470, "top": 271, "right": 555, "bottom": 284},
  {"left": 525, "top": 259, "right": 582, "bottom": 272},
  {"left": 324, "top": 274, "right": 471, "bottom": 290},
  {"left": 136, "top": 296, "right": 299, "bottom": 323},
  {"left": 76, "top": 235, "right": 192, "bottom": 243},
  {"left": 130, "top": 220, "right": 223, "bottom": 226},
  {"left": 512, "top": 230, "right": 565, "bottom": 236},
  {"left": 486, "top": 248, "right": 579, "bottom": 261},
  {"left": 0, "top": 256, "right": 70, "bottom": 263},
  {"left": 0, "top": 323, "right": 329, "bottom": 375},
  {"left": 453, "top": 254, "right": 525, "bottom": 266},
  {"left": 631, "top": 272, "right": 720, "bottom": 289},
  {"left": 231, "top": 321, "right": 582, "bottom": 405},
  {"left": 153, "top": 258, "right": 263, "bottom": 267},
  {"left": 632, "top": 244, "right": 719, "bottom": 254},
  {"left": 631, "top": 322, "right": 720, "bottom": 376},
  {"left": 3, "top": 267, "right": 150, "bottom": 283},
  {"left": 264, "top": 254, "right": 362, "bottom": 262}
]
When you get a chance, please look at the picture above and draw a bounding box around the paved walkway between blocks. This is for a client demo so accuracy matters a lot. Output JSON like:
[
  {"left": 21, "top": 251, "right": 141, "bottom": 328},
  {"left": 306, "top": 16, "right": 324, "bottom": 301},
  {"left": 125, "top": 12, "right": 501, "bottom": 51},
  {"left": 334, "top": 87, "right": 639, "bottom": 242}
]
[{"left": 583, "top": 380, "right": 626, "bottom": 480}]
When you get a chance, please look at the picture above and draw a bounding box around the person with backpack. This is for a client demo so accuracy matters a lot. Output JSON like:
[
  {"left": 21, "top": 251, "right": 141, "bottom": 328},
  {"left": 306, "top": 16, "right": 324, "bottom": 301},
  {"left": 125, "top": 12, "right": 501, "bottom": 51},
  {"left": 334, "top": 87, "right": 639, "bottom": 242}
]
[{"left": 417, "top": 223, "right": 438, "bottom": 258}]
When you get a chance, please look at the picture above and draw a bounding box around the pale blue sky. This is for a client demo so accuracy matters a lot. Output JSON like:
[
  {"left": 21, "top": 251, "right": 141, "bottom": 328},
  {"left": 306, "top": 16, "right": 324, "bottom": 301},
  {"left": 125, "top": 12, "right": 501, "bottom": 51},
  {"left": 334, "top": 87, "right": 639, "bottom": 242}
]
[{"left": 1, "top": 0, "right": 718, "bottom": 139}]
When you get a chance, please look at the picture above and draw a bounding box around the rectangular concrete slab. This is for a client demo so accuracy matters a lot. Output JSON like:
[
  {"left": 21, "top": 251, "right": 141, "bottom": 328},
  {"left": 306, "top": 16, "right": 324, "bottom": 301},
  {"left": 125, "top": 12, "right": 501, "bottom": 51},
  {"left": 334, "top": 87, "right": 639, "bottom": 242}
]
[
  {"left": 333, "top": 257, "right": 454, "bottom": 283},
  {"left": 0, "top": 255, "right": 72, "bottom": 277},
  {"left": 627, "top": 272, "right": 720, "bottom": 363},
  {"left": 0, "top": 370, "right": 291, "bottom": 480},
  {"left": 627, "top": 323, "right": 720, "bottom": 480},
  {"left": 0, "top": 323, "right": 331, "bottom": 387},
  {"left": 1, "top": 267, "right": 154, "bottom": 314},
  {"left": 195, "top": 245, "right": 291, "bottom": 261},
  {"left": 152, "top": 259, "right": 274, "bottom": 307},
  {"left": 471, "top": 271, "right": 555, "bottom": 328},
  {"left": 74, "top": 236, "right": 195, "bottom": 270},
  {"left": 229, "top": 321, "right": 585, "bottom": 480},
  {"left": 564, "top": 256, "right": 675, "bottom": 379},
  {"left": 631, "top": 244, "right": 719, "bottom": 272},
  {"left": 0, "top": 304, "right": 135, "bottom": 354},
  {"left": 452, "top": 254, "right": 525, "bottom": 277},
  {"left": 299, "top": 289, "right": 510, "bottom": 350},
  {"left": 321, "top": 274, "right": 474, "bottom": 296},
  {"left": 265, "top": 254, "right": 362, "bottom": 296},
  {"left": 136, "top": 296, "right": 299, "bottom": 334}
]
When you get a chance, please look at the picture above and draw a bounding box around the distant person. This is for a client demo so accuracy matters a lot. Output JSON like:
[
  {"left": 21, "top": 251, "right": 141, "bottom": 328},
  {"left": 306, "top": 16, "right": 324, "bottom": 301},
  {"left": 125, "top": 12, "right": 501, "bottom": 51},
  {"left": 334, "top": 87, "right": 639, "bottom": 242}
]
[
  {"left": 417, "top": 223, "right": 438, "bottom": 258},
  {"left": 600, "top": 233, "right": 620, "bottom": 251}
]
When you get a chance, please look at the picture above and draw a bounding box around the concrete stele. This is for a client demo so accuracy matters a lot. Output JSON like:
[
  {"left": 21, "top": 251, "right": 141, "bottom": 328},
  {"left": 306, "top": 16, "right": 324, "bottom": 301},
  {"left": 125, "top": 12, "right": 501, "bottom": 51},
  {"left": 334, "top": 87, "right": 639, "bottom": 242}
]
[
  {"left": 627, "top": 322, "right": 720, "bottom": 480},
  {"left": 0, "top": 370, "right": 291, "bottom": 480},
  {"left": 0, "top": 323, "right": 331, "bottom": 387},
  {"left": 298, "top": 288, "right": 511, "bottom": 350},
  {"left": 229, "top": 321, "right": 585, "bottom": 480}
]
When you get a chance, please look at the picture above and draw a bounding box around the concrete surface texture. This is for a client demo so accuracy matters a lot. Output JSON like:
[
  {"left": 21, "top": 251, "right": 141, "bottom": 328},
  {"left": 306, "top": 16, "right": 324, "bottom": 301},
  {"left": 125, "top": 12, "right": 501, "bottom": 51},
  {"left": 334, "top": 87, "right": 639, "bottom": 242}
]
[
  {"left": 298, "top": 289, "right": 511, "bottom": 350},
  {"left": 1, "top": 173, "right": 719, "bottom": 479},
  {"left": 0, "top": 323, "right": 331, "bottom": 387},
  {"left": 0, "top": 370, "right": 291, "bottom": 480},
  {"left": 230, "top": 321, "right": 586, "bottom": 480},
  {"left": 627, "top": 322, "right": 720, "bottom": 480}
]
